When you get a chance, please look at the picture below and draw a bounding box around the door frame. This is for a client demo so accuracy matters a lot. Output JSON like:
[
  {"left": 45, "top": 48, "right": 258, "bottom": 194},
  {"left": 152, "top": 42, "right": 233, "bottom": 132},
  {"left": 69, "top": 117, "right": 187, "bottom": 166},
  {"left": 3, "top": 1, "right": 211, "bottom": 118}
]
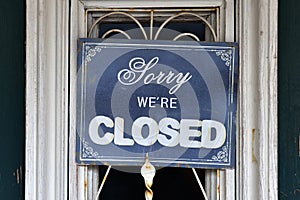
[{"left": 25, "top": 0, "right": 278, "bottom": 199}]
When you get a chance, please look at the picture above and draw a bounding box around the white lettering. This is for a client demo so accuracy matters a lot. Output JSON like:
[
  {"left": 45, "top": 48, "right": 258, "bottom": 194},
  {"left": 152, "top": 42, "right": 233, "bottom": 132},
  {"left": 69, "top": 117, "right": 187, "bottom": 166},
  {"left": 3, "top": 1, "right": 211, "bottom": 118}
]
[
  {"left": 158, "top": 118, "right": 180, "bottom": 147},
  {"left": 148, "top": 97, "right": 156, "bottom": 108},
  {"left": 160, "top": 97, "right": 169, "bottom": 108},
  {"left": 132, "top": 117, "right": 158, "bottom": 146},
  {"left": 137, "top": 96, "right": 177, "bottom": 109},
  {"left": 180, "top": 119, "right": 202, "bottom": 148},
  {"left": 89, "top": 116, "right": 114, "bottom": 145},
  {"left": 117, "top": 57, "right": 192, "bottom": 94},
  {"left": 114, "top": 117, "right": 134, "bottom": 146},
  {"left": 117, "top": 57, "right": 159, "bottom": 85},
  {"left": 170, "top": 98, "right": 177, "bottom": 109},
  {"left": 88, "top": 116, "right": 227, "bottom": 149},
  {"left": 201, "top": 120, "right": 226, "bottom": 148},
  {"left": 137, "top": 96, "right": 148, "bottom": 108}
]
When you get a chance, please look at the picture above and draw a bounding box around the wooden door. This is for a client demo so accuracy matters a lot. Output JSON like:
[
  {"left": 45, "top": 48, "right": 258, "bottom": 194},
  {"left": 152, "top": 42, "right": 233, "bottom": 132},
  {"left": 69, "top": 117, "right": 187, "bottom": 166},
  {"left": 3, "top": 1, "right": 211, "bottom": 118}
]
[
  {"left": 279, "top": 0, "right": 300, "bottom": 199},
  {"left": 0, "top": 1, "right": 25, "bottom": 199}
]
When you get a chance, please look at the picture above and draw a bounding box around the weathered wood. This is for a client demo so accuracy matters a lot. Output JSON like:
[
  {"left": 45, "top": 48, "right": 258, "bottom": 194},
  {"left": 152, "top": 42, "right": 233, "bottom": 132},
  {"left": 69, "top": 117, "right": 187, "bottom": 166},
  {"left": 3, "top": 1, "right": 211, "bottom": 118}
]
[
  {"left": 238, "top": 0, "right": 278, "bottom": 199},
  {"left": 25, "top": 0, "right": 69, "bottom": 199}
]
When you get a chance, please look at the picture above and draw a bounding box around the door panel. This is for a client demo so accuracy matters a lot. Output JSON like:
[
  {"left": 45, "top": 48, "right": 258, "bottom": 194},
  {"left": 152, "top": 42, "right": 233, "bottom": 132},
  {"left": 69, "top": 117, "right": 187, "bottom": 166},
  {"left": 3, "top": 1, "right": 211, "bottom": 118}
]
[
  {"left": 0, "top": 1, "right": 25, "bottom": 199},
  {"left": 279, "top": 0, "right": 300, "bottom": 199}
]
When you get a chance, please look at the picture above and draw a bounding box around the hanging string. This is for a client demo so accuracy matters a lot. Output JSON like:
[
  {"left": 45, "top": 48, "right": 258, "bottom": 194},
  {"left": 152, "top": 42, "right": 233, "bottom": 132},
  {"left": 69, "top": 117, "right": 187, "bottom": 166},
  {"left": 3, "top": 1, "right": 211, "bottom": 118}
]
[
  {"left": 192, "top": 168, "right": 209, "bottom": 200},
  {"left": 95, "top": 165, "right": 112, "bottom": 200}
]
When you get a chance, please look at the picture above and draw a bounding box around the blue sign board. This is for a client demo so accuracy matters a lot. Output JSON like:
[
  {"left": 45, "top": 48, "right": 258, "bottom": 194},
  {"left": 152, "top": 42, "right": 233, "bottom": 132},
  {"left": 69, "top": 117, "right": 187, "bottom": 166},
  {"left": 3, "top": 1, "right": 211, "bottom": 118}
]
[{"left": 76, "top": 38, "right": 238, "bottom": 168}]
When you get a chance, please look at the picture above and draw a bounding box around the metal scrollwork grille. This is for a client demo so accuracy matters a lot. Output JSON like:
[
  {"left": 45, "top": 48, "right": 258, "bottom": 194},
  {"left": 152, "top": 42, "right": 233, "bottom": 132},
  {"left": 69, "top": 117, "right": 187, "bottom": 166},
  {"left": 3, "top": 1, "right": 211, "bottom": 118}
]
[{"left": 87, "top": 8, "right": 219, "bottom": 41}]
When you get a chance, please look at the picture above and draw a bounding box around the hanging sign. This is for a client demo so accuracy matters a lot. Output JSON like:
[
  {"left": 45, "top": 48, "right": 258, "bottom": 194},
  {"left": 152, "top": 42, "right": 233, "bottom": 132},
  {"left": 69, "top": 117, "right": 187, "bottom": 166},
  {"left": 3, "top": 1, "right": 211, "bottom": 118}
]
[{"left": 76, "top": 38, "right": 238, "bottom": 168}]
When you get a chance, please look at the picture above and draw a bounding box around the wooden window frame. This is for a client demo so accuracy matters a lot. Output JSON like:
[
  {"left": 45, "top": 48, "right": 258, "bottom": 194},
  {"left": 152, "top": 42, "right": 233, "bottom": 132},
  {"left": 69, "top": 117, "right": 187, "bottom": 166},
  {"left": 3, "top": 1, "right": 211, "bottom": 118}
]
[{"left": 25, "top": 0, "right": 278, "bottom": 199}]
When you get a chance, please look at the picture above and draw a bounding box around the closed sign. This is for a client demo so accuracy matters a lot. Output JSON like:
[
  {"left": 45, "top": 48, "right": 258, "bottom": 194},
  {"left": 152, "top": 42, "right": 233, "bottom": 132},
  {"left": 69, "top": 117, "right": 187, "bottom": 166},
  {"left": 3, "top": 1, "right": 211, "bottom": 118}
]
[{"left": 76, "top": 39, "right": 238, "bottom": 168}]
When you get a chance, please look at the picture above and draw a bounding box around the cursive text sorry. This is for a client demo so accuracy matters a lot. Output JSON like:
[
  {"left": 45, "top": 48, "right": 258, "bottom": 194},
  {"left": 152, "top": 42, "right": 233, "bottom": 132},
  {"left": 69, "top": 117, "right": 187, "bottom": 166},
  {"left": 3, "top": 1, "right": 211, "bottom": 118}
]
[{"left": 117, "top": 57, "right": 192, "bottom": 94}]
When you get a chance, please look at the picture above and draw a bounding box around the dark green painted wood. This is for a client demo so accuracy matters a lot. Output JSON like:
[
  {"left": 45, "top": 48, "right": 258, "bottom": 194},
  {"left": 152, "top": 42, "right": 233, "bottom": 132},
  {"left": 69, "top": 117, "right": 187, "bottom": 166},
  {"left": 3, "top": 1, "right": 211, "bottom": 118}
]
[
  {"left": 0, "top": 0, "right": 25, "bottom": 199},
  {"left": 279, "top": 0, "right": 300, "bottom": 199}
]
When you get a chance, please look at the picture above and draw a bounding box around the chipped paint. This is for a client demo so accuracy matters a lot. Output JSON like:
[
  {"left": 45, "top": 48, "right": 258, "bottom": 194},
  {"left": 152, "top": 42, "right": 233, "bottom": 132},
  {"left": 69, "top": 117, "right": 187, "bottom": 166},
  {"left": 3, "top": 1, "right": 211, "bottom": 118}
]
[
  {"left": 252, "top": 129, "right": 257, "bottom": 162},
  {"left": 13, "top": 166, "right": 23, "bottom": 184},
  {"left": 84, "top": 177, "right": 88, "bottom": 192}
]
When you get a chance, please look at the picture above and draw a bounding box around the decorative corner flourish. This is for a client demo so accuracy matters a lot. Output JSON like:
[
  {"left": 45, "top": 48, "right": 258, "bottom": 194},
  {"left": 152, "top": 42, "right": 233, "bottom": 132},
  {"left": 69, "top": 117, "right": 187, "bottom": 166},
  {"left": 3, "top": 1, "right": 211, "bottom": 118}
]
[
  {"left": 82, "top": 139, "right": 99, "bottom": 159},
  {"left": 216, "top": 50, "right": 232, "bottom": 67},
  {"left": 211, "top": 146, "right": 228, "bottom": 162},
  {"left": 85, "top": 45, "right": 102, "bottom": 62}
]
